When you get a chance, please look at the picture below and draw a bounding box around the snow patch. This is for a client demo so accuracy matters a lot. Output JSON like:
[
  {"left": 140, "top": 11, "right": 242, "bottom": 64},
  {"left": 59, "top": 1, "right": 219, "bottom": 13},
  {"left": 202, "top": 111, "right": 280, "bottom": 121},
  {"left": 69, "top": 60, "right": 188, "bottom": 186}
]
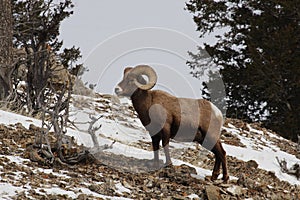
[{"left": 115, "top": 182, "right": 131, "bottom": 195}]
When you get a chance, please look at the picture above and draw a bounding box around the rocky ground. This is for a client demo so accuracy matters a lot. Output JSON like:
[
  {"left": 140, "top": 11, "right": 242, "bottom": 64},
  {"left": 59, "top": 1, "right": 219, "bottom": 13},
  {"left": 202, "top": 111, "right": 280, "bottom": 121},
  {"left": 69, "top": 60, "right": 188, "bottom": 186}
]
[{"left": 1, "top": 118, "right": 300, "bottom": 199}]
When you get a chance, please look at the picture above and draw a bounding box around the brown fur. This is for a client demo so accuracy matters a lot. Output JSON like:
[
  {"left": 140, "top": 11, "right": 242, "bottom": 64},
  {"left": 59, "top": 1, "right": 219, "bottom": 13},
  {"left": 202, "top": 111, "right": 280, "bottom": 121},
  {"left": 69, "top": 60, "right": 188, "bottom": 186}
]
[{"left": 116, "top": 67, "right": 229, "bottom": 181}]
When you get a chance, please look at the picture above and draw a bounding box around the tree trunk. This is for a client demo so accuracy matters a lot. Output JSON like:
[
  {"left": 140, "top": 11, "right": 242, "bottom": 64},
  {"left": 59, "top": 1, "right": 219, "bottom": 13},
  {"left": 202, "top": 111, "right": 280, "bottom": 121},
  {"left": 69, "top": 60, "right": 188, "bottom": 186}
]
[{"left": 0, "top": 0, "right": 13, "bottom": 99}]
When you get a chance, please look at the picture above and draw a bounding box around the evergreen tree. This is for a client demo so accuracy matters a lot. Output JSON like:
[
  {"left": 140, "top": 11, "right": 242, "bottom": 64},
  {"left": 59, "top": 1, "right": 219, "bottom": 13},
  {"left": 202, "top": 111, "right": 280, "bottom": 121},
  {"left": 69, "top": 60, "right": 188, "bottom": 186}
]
[
  {"left": 186, "top": 0, "right": 300, "bottom": 141},
  {"left": 12, "top": 0, "right": 81, "bottom": 111}
]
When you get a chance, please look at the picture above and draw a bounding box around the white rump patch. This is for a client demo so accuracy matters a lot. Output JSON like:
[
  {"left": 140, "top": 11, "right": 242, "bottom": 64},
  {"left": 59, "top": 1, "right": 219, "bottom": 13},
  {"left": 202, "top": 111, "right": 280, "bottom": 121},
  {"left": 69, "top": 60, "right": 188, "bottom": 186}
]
[{"left": 210, "top": 102, "right": 223, "bottom": 119}]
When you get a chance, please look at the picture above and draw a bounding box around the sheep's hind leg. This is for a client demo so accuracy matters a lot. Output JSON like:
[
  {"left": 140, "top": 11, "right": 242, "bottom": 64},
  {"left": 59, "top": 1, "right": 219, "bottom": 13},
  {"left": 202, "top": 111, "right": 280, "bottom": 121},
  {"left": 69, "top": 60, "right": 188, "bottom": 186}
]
[
  {"left": 212, "top": 141, "right": 229, "bottom": 182},
  {"left": 194, "top": 129, "right": 222, "bottom": 180},
  {"left": 211, "top": 154, "right": 221, "bottom": 181},
  {"left": 219, "top": 143, "right": 229, "bottom": 182}
]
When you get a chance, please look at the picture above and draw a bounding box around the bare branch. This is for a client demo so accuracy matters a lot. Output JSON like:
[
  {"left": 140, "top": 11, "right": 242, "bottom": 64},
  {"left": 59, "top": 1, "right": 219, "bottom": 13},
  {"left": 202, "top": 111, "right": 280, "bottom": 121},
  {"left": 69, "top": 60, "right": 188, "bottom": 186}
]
[{"left": 276, "top": 156, "right": 300, "bottom": 179}]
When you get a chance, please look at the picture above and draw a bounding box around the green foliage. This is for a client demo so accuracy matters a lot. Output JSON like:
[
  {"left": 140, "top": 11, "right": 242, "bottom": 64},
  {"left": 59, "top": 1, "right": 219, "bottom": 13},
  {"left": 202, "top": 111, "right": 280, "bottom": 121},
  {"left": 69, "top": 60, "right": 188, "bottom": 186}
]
[
  {"left": 13, "top": 0, "right": 74, "bottom": 50},
  {"left": 59, "top": 46, "right": 84, "bottom": 76},
  {"left": 12, "top": 0, "right": 81, "bottom": 111},
  {"left": 186, "top": 0, "right": 300, "bottom": 141}
]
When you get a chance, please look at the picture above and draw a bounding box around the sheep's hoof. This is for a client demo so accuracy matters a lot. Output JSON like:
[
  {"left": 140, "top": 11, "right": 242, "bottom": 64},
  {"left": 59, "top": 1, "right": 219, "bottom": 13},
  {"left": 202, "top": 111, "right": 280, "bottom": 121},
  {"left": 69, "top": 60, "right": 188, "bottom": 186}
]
[
  {"left": 164, "top": 162, "right": 173, "bottom": 168},
  {"left": 222, "top": 175, "right": 229, "bottom": 183},
  {"left": 152, "top": 161, "right": 160, "bottom": 169},
  {"left": 211, "top": 174, "right": 219, "bottom": 181}
]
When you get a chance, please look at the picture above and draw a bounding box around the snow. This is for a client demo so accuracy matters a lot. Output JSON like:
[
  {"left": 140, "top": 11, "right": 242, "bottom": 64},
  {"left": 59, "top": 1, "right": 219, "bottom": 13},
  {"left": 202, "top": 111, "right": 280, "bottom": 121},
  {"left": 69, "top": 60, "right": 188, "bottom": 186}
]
[
  {"left": 1, "top": 155, "right": 29, "bottom": 165},
  {"left": 0, "top": 94, "right": 299, "bottom": 199},
  {"left": 41, "top": 187, "right": 77, "bottom": 198},
  {"left": 0, "top": 110, "right": 41, "bottom": 129},
  {"left": 223, "top": 125, "right": 300, "bottom": 185},
  {"left": 187, "top": 193, "right": 200, "bottom": 199},
  {"left": 72, "top": 187, "right": 133, "bottom": 200},
  {"left": 247, "top": 124, "right": 263, "bottom": 135},
  {"left": 0, "top": 183, "right": 26, "bottom": 199},
  {"left": 115, "top": 182, "right": 131, "bottom": 195},
  {"left": 34, "top": 168, "right": 72, "bottom": 179}
]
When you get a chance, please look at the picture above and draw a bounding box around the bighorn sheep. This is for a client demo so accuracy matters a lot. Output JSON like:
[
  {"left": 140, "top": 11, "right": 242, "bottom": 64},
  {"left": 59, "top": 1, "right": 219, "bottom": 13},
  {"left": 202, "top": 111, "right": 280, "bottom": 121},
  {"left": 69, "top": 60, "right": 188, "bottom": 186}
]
[{"left": 115, "top": 65, "right": 229, "bottom": 181}]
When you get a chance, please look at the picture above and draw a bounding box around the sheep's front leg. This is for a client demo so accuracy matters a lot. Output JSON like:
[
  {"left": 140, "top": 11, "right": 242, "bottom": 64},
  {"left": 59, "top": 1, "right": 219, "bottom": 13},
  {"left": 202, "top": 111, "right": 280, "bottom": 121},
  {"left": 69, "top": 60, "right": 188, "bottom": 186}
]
[{"left": 151, "top": 135, "right": 161, "bottom": 168}]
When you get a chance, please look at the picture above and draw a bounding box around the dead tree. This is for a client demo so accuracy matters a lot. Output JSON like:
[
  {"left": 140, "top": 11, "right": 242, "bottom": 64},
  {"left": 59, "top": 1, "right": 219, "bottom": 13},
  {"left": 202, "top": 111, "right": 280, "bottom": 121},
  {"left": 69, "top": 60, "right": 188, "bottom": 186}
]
[
  {"left": 70, "top": 114, "right": 115, "bottom": 155},
  {"left": 30, "top": 77, "right": 113, "bottom": 166},
  {"left": 276, "top": 157, "right": 300, "bottom": 180},
  {"left": 29, "top": 76, "right": 76, "bottom": 166},
  {"left": 31, "top": 84, "right": 70, "bottom": 164}
]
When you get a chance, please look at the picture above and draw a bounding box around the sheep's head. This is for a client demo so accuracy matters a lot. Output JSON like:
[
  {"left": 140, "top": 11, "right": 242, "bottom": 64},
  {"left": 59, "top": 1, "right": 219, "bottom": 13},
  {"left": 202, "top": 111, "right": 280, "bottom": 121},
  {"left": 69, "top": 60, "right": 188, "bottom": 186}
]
[{"left": 115, "top": 65, "right": 157, "bottom": 97}]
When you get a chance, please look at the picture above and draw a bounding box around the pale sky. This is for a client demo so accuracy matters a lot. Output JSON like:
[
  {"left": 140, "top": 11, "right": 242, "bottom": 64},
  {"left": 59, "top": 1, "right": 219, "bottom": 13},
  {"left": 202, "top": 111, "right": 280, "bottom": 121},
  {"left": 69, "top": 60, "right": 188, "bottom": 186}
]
[{"left": 59, "top": 0, "right": 221, "bottom": 98}]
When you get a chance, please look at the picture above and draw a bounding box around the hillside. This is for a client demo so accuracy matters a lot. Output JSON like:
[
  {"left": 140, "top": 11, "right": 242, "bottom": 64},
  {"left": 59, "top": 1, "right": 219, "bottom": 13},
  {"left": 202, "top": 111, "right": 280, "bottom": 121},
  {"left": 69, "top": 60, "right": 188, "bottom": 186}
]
[{"left": 0, "top": 93, "right": 299, "bottom": 199}]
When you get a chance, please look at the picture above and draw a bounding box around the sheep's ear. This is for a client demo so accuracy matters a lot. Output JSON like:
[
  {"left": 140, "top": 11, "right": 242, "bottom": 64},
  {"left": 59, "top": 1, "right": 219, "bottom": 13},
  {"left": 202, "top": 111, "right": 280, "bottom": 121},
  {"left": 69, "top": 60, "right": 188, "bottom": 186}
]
[{"left": 123, "top": 67, "right": 133, "bottom": 76}]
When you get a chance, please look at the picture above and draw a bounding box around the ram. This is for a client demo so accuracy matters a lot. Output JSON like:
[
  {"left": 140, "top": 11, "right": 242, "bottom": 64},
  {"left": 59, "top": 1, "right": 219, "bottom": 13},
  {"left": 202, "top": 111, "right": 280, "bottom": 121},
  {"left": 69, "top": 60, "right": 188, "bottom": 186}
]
[{"left": 115, "top": 65, "right": 229, "bottom": 181}]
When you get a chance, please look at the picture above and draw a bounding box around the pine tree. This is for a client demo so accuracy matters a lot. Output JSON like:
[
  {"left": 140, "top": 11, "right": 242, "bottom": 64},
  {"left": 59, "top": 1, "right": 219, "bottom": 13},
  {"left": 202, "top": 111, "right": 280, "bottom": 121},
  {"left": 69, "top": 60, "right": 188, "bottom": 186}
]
[
  {"left": 12, "top": 0, "right": 81, "bottom": 111},
  {"left": 186, "top": 0, "right": 300, "bottom": 141}
]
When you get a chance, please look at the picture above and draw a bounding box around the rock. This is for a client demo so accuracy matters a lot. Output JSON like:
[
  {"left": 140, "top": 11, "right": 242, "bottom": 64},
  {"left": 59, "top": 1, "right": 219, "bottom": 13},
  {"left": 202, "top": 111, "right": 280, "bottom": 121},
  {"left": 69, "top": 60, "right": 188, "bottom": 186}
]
[
  {"left": 236, "top": 174, "right": 246, "bottom": 186},
  {"left": 206, "top": 185, "right": 221, "bottom": 200},
  {"left": 219, "top": 183, "right": 231, "bottom": 188},
  {"left": 237, "top": 174, "right": 257, "bottom": 189},
  {"left": 122, "top": 180, "right": 133, "bottom": 189},
  {"left": 226, "top": 185, "right": 245, "bottom": 196},
  {"left": 268, "top": 171, "right": 277, "bottom": 179},
  {"left": 172, "top": 195, "right": 186, "bottom": 200},
  {"left": 88, "top": 183, "right": 115, "bottom": 196},
  {"left": 177, "top": 164, "right": 197, "bottom": 175},
  {"left": 245, "top": 160, "right": 258, "bottom": 169},
  {"left": 27, "top": 145, "right": 46, "bottom": 164},
  {"left": 145, "top": 180, "right": 154, "bottom": 188},
  {"left": 15, "top": 122, "right": 25, "bottom": 130},
  {"left": 77, "top": 194, "right": 88, "bottom": 200},
  {"left": 29, "top": 124, "right": 40, "bottom": 131}
]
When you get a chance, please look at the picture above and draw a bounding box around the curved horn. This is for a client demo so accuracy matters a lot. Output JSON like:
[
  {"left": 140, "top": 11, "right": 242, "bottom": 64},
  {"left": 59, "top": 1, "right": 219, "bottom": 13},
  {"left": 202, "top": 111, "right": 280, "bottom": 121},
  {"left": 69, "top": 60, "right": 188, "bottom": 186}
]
[{"left": 131, "top": 65, "right": 157, "bottom": 90}]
